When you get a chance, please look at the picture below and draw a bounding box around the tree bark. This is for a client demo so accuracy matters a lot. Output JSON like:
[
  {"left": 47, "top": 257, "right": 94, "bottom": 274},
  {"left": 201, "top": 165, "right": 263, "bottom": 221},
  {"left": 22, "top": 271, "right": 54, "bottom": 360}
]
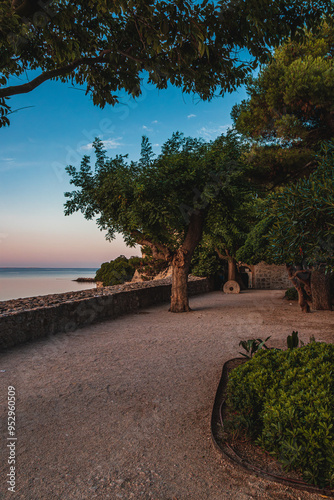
[
  {"left": 169, "top": 211, "right": 205, "bottom": 313},
  {"left": 286, "top": 264, "right": 311, "bottom": 313},
  {"left": 170, "top": 257, "right": 191, "bottom": 312},
  {"left": 311, "top": 268, "right": 332, "bottom": 310},
  {"left": 228, "top": 258, "right": 236, "bottom": 281}
]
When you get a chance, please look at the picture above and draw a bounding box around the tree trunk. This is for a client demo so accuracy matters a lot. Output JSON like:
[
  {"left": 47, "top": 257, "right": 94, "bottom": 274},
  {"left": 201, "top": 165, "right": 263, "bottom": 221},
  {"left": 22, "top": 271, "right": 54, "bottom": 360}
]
[
  {"left": 169, "top": 211, "right": 205, "bottom": 313},
  {"left": 228, "top": 258, "right": 236, "bottom": 281},
  {"left": 286, "top": 264, "right": 311, "bottom": 313},
  {"left": 311, "top": 268, "right": 332, "bottom": 310},
  {"left": 296, "top": 285, "right": 311, "bottom": 313},
  {"left": 170, "top": 262, "right": 190, "bottom": 313}
]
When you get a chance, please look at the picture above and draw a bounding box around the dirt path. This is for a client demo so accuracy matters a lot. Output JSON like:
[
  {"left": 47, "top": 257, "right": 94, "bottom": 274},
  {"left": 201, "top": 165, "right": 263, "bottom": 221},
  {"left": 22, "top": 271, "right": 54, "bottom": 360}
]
[{"left": 1, "top": 290, "right": 333, "bottom": 499}]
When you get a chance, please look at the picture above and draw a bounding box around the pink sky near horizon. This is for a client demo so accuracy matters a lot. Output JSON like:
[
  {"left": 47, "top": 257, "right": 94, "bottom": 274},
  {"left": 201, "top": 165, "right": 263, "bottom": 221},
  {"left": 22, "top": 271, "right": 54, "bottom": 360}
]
[{"left": 0, "top": 214, "right": 139, "bottom": 268}]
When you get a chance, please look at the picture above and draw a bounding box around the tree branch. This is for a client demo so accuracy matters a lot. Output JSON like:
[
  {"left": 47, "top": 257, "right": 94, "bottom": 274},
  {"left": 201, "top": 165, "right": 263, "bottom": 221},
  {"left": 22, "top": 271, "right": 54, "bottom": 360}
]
[
  {"left": 215, "top": 247, "right": 229, "bottom": 260},
  {"left": 182, "top": 211, "right": 205, "bottom": 255},
  {"left": 130, "top": 230, "right": 172, "bottom": 261},
  {"left": 0, "top": 53, "right": 114, "bottom": 98},
  {"left": 291, "top": 270, "right": 312, "bottom": 291},
  {"left": 0, "top": 48, "right": 147, "bottom": 99},
  {"left": 263, "top": 160, "right": 317, "bottom": 192}
]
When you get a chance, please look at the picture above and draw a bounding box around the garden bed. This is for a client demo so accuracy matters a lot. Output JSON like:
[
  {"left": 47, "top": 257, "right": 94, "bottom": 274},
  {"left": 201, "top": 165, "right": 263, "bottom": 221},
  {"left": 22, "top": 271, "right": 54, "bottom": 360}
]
[{"left": 211, "top": 357, "right": 334, "bottom": 498}]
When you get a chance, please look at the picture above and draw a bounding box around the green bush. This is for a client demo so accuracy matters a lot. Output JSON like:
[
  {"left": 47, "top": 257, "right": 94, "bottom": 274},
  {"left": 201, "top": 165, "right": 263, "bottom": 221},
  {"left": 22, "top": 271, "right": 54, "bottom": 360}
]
[
  {"left": 95, "top": 253, "right": 169, "bottom": 285},
  {"left": 284, "top": 287, "right": 298, "bottom": 301},
  {"left": 227, "top": 343, "right": 334, "bottom": 487},
  {"left": 95, "top": 255, "right": 136, "bottom": 286}
]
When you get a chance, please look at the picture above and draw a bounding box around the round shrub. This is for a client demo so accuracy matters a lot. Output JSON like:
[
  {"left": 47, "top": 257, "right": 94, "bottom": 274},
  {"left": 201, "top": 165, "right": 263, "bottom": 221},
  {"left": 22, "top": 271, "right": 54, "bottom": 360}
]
[
  {"left": 95, "top": 256, "right": 135, "bottom": 285},
  {"left": 227, "top": 343, "right": 334, "bottom": 487},
  {"left": 284, "top": 287, "right": 298, "bottom": 300}
]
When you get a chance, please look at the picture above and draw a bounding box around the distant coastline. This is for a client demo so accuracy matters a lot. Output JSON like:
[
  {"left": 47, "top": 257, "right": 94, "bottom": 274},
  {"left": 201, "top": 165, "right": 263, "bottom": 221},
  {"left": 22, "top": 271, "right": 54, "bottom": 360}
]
[
  {"left": 73, "top": 277, "right": 96, "bottom": 282},
  {"left": 0, "top": 268, "right": 98, "bottom": 301}
]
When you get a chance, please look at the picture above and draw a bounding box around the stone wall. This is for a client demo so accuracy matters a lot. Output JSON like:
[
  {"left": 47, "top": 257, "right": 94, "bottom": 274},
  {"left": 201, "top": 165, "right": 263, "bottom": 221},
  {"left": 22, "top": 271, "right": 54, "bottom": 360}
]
[
  {"left": 0, "top": 277, "right": 213, "bottom": 351},
  {"left": 252, "top": 262, "right": 291, "bottom": 290}
]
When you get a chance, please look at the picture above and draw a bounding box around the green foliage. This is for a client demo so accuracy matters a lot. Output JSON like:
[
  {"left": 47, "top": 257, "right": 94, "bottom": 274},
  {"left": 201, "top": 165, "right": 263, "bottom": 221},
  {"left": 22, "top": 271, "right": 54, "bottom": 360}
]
[
  {"left": 284, "top": 287, "right": 298, "bottom": 301},
  {"left": 95, "top": 255, "right": 136, "bottom": 286},
  {"left": 235, "top": 212, "right": 275, "bottom": 264},
  {"left": 287, "top": 330, "right": 300, "bottom": 349},
  {"left": 95, "top": 252, "right": 170, "bottom": 285},
  {"left": 238, "top": 337, "right": 271, "bottom": 358},
  {"left": 227, "top": 343, "right": 334, "bottom": 487},
  {"left": 266, "top": 141, "right": 334, "bottom": 268},
  {"left": 65, "top": 132, "right": 246, "bottom": 255},
  {"left": 190, "top": 242, "right": 226, "bottom": 277},
  {"left": 237, "top": 141, "right": 334, "bottom": 269},
  {"left": 1, "top": 1, "right": 333, "bottom": 126},
  {"left": 191, "top": 131, "right": 260, "bottom": 266},
  {"left": 232, "top": 22, "right": 334, "bottom": 186}
]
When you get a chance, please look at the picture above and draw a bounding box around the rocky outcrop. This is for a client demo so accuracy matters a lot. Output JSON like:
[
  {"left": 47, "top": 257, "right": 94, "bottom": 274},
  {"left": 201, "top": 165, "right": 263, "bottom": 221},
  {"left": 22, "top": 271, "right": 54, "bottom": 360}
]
[{"left": 131, "top": 265, "right": 173, "bottom": 282}]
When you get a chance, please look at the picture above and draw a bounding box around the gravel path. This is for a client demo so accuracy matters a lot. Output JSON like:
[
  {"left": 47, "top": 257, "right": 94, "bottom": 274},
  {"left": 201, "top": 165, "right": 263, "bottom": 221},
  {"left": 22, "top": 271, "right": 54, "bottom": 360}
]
[{"left": 1, "top": 290, "right": 333, "bottom": 499}]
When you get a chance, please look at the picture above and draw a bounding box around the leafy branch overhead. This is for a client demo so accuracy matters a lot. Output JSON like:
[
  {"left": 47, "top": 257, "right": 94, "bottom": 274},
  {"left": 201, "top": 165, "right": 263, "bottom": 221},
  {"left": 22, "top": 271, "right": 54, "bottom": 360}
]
[
  {"left": 232, "top": 22, "right": 334, "bottom": 187},
  {"left": 1, "top": 0, "right": 333, "bottom": 126}
]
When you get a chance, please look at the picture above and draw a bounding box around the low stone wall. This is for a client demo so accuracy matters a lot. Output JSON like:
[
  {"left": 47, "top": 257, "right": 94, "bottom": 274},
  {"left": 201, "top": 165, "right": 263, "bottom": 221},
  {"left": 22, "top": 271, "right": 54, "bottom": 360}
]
[
  {"left": 0, "top": 277, "right": 213, "bottom": 350},
  {"left": 253, "top": 262, "right": 291, "bottom": 290}
]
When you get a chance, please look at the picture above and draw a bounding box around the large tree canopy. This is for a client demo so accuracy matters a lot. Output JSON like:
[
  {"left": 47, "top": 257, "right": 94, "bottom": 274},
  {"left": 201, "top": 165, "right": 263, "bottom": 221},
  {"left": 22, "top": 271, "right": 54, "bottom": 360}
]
[
  {"left": 237, "top": 142, "right": 334, "bottom": 311},
  {"left": 1, "top": 0, "right": 333, "bottom": 126},
  {"left": 266, "top": 142, "right": 334, "bottom": 270},
  {"left": 232, "top": 21, "right": 334, "bottom": 187},
  {"left": 64, "top": 132, "right": 247, "bottom": 312}
]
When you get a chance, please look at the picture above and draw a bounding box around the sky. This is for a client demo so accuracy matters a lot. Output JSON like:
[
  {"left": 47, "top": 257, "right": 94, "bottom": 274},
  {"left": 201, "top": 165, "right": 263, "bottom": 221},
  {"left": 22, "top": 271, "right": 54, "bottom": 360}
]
[{"left": 0, "top": 71, "right": 249, "bottom": 267}]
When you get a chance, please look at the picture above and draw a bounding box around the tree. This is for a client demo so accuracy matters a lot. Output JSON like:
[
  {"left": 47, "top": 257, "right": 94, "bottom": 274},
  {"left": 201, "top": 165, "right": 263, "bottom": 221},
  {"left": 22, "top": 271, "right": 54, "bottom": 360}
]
[
  {"left": 231, "top": 25, "right": 334, "bottom": 310},
  {"left": 237, "top": 142, "right": 334, "bottom": 311},
  {"left": 1, "top": 0, "right": 333, "bottom": 126},
  {"left": 201, "top": 190, "right": 259, "bottom": 284},
  {"left": 267, "top": 142, "right": 334, "bottom": 311},
  {"left": 64, "top": 132, "right": 246, "bottom": 312},
  {"left": 231, "top": 22, "right": 334, "bottom": 187},
  {"left": 188, "top": 131, "right": 259, "bottom": 285}
]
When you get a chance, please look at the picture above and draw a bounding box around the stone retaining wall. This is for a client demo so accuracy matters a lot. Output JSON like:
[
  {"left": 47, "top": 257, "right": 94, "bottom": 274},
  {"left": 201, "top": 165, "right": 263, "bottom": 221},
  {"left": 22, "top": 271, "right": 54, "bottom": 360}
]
[{"left": 0, "top": 277, "right": 213, "bottom": 350}]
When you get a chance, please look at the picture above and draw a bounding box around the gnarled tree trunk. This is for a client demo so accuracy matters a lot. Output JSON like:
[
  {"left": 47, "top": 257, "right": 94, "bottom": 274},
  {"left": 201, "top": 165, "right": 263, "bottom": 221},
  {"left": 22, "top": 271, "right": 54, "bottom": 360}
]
[
  {"left": 170, "top": 253, "right": 191, "bottom": 312},
  {"left": 286, "top": 264, "right": 311, "bottom": 313},
  {"left": 169, "top": 211, "right": 205, "bottom": 313},
  {"left": 311, "top": 268, "right": 332, "bottom": 310}
]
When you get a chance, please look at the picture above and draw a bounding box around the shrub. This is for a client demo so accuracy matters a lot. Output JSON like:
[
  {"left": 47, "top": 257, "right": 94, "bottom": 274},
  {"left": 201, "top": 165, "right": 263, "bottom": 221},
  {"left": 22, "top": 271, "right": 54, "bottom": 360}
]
[
  {"left": 95, "top": 256, "right": 136, "bottom": 286},
  {"left": 239, "top": 337, "right": 271, "bottom": 358},
  {"left": 95, "top": 253, "right": 169, "bottom": 285},
  {"left": 284, "top": 287, "right": 298, "bottom": 301},
  {"left": 227, "top": 343, "right": 334, "bottom": 487}
]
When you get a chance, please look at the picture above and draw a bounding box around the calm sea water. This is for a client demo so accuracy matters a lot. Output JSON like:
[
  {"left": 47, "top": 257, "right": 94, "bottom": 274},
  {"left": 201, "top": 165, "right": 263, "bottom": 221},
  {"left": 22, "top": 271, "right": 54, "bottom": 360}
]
[{"left": 0, "top": 268, "right": 98, "bottom": 301}]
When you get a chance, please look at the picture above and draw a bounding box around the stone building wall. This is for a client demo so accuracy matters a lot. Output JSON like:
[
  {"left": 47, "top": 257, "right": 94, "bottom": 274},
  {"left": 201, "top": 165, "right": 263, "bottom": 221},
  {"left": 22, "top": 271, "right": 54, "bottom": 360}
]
[{"left": 252, "top": 262, "right": 291, "bottom": 290}]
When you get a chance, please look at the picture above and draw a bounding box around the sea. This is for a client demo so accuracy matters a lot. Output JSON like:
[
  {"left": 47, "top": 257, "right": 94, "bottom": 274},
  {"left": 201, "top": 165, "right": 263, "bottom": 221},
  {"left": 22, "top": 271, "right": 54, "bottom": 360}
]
[{"left": 0, "top": 268, "right": 98, "bottom": 302}]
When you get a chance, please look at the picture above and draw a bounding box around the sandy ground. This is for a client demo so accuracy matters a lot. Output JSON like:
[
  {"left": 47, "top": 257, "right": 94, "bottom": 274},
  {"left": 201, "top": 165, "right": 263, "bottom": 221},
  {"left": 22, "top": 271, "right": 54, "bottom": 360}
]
[{"left": 1, "top": 290, "right": 333, "bottom": 500}]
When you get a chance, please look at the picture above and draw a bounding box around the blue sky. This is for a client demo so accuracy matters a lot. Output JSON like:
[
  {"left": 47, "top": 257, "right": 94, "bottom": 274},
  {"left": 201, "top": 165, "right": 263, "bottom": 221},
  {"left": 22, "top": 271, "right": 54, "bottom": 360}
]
[{"left": 0, "top": 72, "right": 248, "bottom": 267}]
